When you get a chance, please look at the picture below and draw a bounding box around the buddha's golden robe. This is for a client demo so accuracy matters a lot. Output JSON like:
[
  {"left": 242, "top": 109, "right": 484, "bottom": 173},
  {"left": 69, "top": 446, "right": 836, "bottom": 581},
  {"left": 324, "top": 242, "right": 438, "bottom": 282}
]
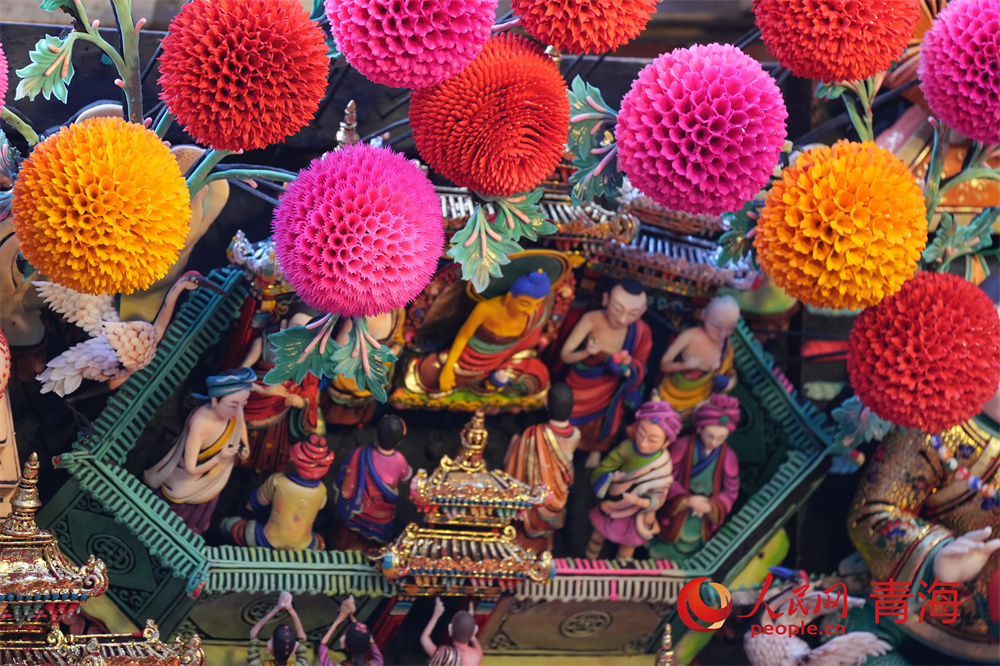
[{"left": 848, "top": 416, "right": 1000, "bottom": 662}]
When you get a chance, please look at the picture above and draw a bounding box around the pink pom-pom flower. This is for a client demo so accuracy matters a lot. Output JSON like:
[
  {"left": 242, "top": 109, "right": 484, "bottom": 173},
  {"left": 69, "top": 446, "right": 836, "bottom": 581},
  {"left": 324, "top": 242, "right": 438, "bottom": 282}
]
[
  {"left": 616, "top": 43, "right": 787, "bottom": 216},
  {"left": 0, "top": 43, "right": 8, "bottom": 112},
  {"left": 325, "top": 0, "right": 497, "bottom": 89},
  {"left": 919, "top": 0, "right": 1000, "bottom": 144},
  {"left": 0, "top": 327, "right": 9, "bottom": 401},
  {"left": 272, "top": 144, "right": 445, "bottom": 318}
]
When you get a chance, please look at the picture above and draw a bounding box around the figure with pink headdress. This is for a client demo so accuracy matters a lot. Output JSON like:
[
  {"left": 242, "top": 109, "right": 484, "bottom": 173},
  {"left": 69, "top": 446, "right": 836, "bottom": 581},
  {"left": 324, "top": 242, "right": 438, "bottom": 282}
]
[
  {"left": 222, "top": 434, "right": 335, "bottom": 550},
  {"left": 585, "top": 401, "right": 680, "bottom": 561},
  {"left": 651, "top": 393, "right": 741, "bottom": 560}
]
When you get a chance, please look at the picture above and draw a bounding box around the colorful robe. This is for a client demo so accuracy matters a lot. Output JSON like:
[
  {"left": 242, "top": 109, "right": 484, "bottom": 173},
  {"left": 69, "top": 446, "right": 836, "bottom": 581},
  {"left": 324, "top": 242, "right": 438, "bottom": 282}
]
[
  {"left": 848, "top": 416, "right": 1000, "bottom": 663},
  {"left": 504, "top": 422, "right": 578, "bottom": 538},
  {"left": 657, "top": 338, "right": 734, "bottom": 418},
  {"left": 589, "top": 439, "right": 674, "bottom": 548},
  {"left": 415, "top": 308, "right": 549, "bottom": 395},
  {"left": 566, "top": 320, "right": 652, "bottom": 453},
  {"left": 334, "top": 445, "right": 411, "bottom": 543},
  {"left": 655, "top": 435, "right": 739, "bottom": 557}
]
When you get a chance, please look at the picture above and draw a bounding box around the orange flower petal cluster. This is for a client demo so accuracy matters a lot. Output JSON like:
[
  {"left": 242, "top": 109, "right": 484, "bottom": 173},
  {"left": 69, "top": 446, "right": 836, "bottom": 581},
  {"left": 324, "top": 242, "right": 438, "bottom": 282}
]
[
  {"left": 12, "top": 117, "right": 190, "bottom": 295},
  {"left": 752, "top": 0, "right": 921, "bottom": 83},
  {"left": 158, "top": 0, "right": 329, "bottom": 151},
  {"left": 512, "top": 0, "right": 657, "bottom": 55},
  {"left": 754, "top": 141, "right": 927, "bottom": 310},
  {"left": 409, "top": 33, "right": 569, "bottom": 197}
]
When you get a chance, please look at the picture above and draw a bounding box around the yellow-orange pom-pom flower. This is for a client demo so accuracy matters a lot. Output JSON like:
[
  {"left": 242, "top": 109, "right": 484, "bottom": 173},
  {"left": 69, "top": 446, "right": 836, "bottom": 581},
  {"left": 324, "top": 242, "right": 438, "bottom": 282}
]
[
  {"left": 12, "top": 117, "right": 190, "bottom": 295},
  {"left": 754, "top": 141, "right": 926, "bottom": 310}
]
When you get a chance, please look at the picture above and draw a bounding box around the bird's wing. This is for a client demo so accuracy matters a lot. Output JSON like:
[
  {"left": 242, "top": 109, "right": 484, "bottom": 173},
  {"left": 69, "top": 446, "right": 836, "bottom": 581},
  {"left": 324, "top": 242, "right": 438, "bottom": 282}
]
[
  {"left": 102, "top": 320, "right": 157, "bottom": 370},
  {"left": 36, "top": 282, "right": 119, "bottom": 336},
  {"left": 796, "top": 633, "right": 892, "bottom": 666},
  {"left": 36, "top": 338, "right": 126, "bottom": 396}
]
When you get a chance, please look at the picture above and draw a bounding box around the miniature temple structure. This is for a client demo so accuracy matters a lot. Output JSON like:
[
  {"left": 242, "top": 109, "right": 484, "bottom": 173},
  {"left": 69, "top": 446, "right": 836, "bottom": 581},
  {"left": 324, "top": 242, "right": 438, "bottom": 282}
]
[
  {"left": 378, "top": 410, "right": 555, "bottom": 596},
  {"left": 0, "top": 454, "right": 205, "bottom": 666}
]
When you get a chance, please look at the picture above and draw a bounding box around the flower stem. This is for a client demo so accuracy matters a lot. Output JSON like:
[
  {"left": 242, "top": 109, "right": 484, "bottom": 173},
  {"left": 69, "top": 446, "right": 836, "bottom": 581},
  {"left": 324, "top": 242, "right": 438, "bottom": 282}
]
[
  {"left": 110, "top": 0, "right": 144, "bottom": 123},
  {"left": 1, "top": 108, "right": 39, "bottom": 146},
  {"left": 186, "top": 149, "right": 233, "bottom": 196},
  {"left": 154, "top": 110, "right": 174, "bottom": 139},
  {"left": 841, "top": 83, "right": 873, "bottom": 143},
  {"left": 204, "top": 169, "right": 298, "bottom": 186},
  {"left": 491, "top": 16, "right": 520, "bottom": 33},
  {"left": 939, "top": 166, "right": 1000, "bottom": 197},
  {"left": 923, "top": 121, "right": 950, "bottom": 228}
]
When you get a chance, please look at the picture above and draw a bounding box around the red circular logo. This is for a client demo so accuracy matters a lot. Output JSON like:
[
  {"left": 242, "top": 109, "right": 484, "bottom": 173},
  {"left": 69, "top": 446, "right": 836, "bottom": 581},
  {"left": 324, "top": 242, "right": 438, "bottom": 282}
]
[{"left": 677, "top": 577, "right": 733, "bottom": 632}]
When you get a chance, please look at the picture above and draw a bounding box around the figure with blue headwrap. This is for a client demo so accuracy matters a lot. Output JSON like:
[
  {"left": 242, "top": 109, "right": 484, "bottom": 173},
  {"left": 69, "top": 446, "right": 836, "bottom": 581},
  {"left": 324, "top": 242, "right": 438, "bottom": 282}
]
[
  {"left": 407, "top": 269, "right": 553, "bottom": 397},
  {"left": 144, "top": 367, "right": 254, "bottom": 534}
]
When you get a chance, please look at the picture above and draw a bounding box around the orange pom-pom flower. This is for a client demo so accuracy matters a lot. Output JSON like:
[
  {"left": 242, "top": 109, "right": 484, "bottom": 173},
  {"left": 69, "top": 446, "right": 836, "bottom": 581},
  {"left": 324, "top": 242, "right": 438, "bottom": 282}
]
[
  {"left": 158, "top": 0, "right": 329, "bottom": 151},
  {"left": 752, "top": 0, "right": 920, "bottom": 83},
  {"left": 754, "top": 141, "right": 927, "bottom": 310},
  {"left": 512, "top": 0, "right": 657, "bottom": 55},
  {"left": 12, "top": 117, "right": 190, "bottom": 295},
  {"left": 409, "top": 34, "right": 569, "bottom": 197}
]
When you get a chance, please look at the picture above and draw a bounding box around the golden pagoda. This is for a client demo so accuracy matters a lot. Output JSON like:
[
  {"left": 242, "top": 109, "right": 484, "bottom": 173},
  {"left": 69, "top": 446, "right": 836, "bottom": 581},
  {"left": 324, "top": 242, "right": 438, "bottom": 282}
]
[
  {"left": 378, "top": 410, "right": 554, "bottom": 597},
  {"left": 0, "top": 454, "right": 205, "bottom": 666}
]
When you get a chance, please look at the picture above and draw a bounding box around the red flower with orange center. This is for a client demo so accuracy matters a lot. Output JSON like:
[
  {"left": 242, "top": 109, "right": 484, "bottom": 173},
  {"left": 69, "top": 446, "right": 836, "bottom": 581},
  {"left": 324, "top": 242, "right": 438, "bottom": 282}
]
[
  {"left": 158, "top": 0, "right": 329, "bottom": 151},
  {"left": 409, "top": 34, "right": 569, "bottom": 197}
]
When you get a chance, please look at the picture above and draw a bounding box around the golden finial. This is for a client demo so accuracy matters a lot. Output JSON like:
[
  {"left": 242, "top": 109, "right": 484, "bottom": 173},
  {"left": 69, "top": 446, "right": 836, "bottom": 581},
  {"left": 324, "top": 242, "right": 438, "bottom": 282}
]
[
  {"left": 336, "top": 100, "right": 360, "bottom": 148},
  {"left": 2, "top": 452, "right": 42, "bottom": 537},
  {"left": 545, "top": 45, "right": 561, "bottom": 66},
  {"left": 453, "top": 409, "right": 488, "bottom": 472},
  {"left": 655, "top": 624, "right": 676, "bottom": 666}
]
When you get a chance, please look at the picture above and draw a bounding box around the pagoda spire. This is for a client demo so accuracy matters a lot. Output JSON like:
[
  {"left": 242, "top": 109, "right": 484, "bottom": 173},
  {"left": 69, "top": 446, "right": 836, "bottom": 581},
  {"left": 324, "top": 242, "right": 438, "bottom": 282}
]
[{"left": 1, "top": 452, "right": 41, "bottom": 537}]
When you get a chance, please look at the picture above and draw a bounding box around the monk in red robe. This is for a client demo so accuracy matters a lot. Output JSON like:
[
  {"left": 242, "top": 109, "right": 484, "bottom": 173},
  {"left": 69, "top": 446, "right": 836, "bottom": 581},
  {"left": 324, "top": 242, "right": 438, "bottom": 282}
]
[{"left": 560, "top": 278, "right": 652, "bottom": 467}]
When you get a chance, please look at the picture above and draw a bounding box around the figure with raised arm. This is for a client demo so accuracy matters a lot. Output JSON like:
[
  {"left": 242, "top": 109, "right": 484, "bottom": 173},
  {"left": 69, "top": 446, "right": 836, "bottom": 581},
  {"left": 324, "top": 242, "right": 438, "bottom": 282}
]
[
  {"left": 421, "top": 599, "right": 482, "bottom": 666},
  {"left": 586, "top": 401, "right": 680, "bottom": 561},
  {"left": 651, "top": 393, "right": 741, "bottom": 559},
  {"left": 504, "top": 381, "right": 580, "bottom": 552},
  {"left": 561, "top": 278, "right": 652, "bottom": 467},
  {"left": 655, "top": 295, "right": 740, "bottom": 422},
  {"left": 143, "top": 368, "right": 254, "bottom": 535},
  {"left": 317, "top": 596, "right": 384, "bottom": 666},
  {"left": 333, "top": 415, "right": 412, "bottom": 551},
  {"left": 247, "top": 592, "right": 309, "bottom": 666},
  {"left": 223, "top": 434, "right": 334, "bottom": 550}
]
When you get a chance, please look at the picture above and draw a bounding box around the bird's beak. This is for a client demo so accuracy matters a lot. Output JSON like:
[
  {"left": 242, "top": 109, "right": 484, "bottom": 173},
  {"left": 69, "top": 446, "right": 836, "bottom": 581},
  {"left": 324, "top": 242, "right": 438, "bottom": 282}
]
[{"left": 192, "top": 275, "right": 226, "bottom": 294}]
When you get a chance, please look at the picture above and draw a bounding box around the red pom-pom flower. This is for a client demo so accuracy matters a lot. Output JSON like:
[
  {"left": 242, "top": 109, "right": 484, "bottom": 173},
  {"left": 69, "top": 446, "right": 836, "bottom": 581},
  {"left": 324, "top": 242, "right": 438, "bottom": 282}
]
[
  {"left": 512, "top": 0, "right": 657, "bottom": 55},
  {"left": 272, "top": 144, "right": 444, "bottom": 318},
  {"left": 158, "top": 0, "right": 329, "bottom": 151},
  {"left": 409, "top": 34, "right": 569, "bottom": 197},
  {"left": 848, "top": 272, "right": 1000, "bottom": 434},
  {"left": 752, "top": 0, "right": 920, "bottom": 83}
]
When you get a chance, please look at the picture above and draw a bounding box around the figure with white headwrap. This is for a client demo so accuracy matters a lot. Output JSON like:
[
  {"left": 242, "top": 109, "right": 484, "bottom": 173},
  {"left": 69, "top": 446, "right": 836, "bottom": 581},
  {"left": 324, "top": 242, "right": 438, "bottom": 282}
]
[
  {"left": 143, "top": 367, "right": 254, "bottom": 534},
  {"left": 651, "top": 393, "right": 741, "bottom": 560},
  {"left": 585, "top": 401, "right": 681, "bottom": 560}
]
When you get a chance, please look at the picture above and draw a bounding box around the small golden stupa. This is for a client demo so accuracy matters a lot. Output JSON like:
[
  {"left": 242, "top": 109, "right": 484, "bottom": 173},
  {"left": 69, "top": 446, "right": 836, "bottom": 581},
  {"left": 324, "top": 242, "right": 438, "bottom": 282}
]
[
  {"left": 378, "top": 410, "right": 554, "bottom": 597},
  {"left": 0, "top": 453, "right": 205, "bottom": 666}
]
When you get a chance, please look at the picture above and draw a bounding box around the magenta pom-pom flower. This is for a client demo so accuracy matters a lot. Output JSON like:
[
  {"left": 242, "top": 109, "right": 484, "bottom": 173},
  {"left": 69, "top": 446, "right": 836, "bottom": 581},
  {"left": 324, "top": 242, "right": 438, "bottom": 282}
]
[
  {"left": 919, "top": 0, "right": 1000, "bottom": 144},
  {"left": 272, "top": 144, "right": 445, "bottom": 318},
  {"left": 616, "top": 43, "right": 787, "bottom": 216},
  {"left": 325, "top": 0, "right": 497, "bottom": 89},
  {"left": 0, "top": 43, "right": 8, "bottom": 111}
]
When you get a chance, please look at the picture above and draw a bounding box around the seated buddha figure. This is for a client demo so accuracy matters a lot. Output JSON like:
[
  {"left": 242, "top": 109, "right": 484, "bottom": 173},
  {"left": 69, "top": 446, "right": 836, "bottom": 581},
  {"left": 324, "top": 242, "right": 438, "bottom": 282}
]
[
  {"left": 405, "top": 269, "right": 552, "bottom": 398},
  {"left": 654, "top": 295, "right": 740, "bottom": 421}
]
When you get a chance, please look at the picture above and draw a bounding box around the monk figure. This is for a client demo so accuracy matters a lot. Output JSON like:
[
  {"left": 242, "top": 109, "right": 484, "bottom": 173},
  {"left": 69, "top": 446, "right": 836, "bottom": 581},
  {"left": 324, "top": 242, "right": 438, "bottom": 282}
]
[
  {"left": 560, "top": 278, "right": 652, "bottom": 467},
  {"left": 405, "top": 269, "right": 552, "bottom": 397},
  {"left": 651, "top": 394, "right": 741, "bottom": 560},
  {"left": 655, "top": 295, "right": 740, "bottom": 421},
  {"left": 421, "top": 599, "right": 482, "bottom": 666},
  {"left": 586, "top": 401, "right": 680, "bottom": 561},
  {"left": 504, "top": 382, "right": 580, "bottom": 553},
  {"left": 223, "top": 434, "right": 335, "bottom": 550},
  {"left": 144, "top": 368, "right": 254, "bottom": 535},
  {"left": 324, "top": 309, "right": 405, "bottom": 426},
  {"left": 333, "top": 415, "right": 412, "bottom": 551},
  {"left": 847, "top": 276, "right": 1000, "bottom": 664},
  {"left": 241, "top": 308, "right": 325, "bottom": 474}
]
